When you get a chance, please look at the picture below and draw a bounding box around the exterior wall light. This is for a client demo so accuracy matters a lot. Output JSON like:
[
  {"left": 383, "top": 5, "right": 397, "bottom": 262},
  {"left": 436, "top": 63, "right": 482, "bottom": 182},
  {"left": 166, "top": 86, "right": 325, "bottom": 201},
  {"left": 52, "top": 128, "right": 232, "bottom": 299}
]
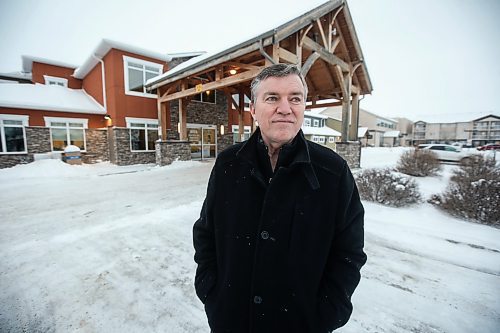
[
  {"left": 229, "top": 69, "right": 237, "bottom": 75},
  {"left": 220, "top": 125, "right": 225, "bottom": 135},
  {"left": 104, "top": 114, "right": 111, "bottom": 120}
]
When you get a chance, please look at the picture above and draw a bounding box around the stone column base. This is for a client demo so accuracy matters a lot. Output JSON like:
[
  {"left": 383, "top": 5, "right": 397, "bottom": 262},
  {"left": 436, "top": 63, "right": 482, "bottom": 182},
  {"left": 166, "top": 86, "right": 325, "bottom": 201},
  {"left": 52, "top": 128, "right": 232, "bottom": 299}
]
[
  {"left": 336, "top": 141, "right": 361, "bottom": 169},
  {"left": 156, "top": 140, "right": 191, "bottom": 166}
]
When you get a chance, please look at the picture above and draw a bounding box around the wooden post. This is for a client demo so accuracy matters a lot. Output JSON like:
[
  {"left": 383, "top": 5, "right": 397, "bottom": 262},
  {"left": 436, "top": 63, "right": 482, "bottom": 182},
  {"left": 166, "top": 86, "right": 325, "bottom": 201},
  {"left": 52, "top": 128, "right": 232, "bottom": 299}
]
[
  {"left": 349, "top": 92, "right": 360, "bottom": 141},
  {"left": 179, "top": 98, "right": 187, "bottom": 141},
  {"left": 239, "top": 92, "right": 245, "bottom": 142},
  {"left": 341, "top": 73, "right": 351, "bottom": 142},
  {"left": 158, "top": 101, "right": 168, "bottom": 140}
]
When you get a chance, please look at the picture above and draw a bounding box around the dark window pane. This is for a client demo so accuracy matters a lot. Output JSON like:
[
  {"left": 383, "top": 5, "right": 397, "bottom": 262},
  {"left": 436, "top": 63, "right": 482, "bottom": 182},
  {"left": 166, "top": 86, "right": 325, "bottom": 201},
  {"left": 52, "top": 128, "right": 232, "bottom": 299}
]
[
  {"left": 204, "top": 90, "right": 215, "bottom": 103},
  {"left": 69, "top": 129, "right": 85, "bottom": 150},
  {"left": 4, "top": 127, "right": 25, "bottom": 152},
  {"left": 131, "top": 129, "right": 146, "bottom": 150},
  {"left": 128, "top": 68, "right": 144, "bottom": 93},
  {"left": 147, "top": 129, "right": 158, "bottom": 150}
]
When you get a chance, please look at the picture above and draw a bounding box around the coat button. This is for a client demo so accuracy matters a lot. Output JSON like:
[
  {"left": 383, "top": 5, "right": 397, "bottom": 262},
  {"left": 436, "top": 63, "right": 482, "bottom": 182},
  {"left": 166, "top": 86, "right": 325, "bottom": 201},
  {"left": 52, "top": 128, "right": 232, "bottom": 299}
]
[
  {"left": 254, "top": 296, "right": 262, "bottom": 304},
  {"left": 261, "top": 231, "right": 269, "bottom": 240}
]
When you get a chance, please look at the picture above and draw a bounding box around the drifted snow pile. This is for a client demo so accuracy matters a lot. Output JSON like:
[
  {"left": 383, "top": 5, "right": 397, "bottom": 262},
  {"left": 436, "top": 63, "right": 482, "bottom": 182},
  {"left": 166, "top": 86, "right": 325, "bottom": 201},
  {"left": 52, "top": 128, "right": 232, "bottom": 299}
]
[{"left": 354, "top": 168, "right": 421, "bottom": 207}]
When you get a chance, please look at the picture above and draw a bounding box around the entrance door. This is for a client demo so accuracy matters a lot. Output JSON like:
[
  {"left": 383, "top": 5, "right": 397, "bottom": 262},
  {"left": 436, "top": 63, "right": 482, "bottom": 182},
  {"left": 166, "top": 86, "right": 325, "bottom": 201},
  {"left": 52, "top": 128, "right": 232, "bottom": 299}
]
[{"left": 187, "top": 124, "right": 217, "bottom": 160}]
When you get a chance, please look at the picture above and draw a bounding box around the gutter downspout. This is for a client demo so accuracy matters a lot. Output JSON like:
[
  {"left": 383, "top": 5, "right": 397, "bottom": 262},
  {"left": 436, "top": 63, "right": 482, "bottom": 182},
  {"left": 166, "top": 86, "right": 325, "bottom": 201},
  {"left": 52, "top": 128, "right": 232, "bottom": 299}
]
[{"left": 92, "top": 54, "right": 107, "bottom": 113}]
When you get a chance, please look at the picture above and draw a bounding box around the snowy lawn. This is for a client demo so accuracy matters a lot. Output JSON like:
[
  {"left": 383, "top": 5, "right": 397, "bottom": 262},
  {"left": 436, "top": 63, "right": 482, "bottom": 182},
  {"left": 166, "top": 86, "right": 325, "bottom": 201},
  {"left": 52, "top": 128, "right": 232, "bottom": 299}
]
[{"left": 0, "top": 148, "right": 499, "bottom": 332}]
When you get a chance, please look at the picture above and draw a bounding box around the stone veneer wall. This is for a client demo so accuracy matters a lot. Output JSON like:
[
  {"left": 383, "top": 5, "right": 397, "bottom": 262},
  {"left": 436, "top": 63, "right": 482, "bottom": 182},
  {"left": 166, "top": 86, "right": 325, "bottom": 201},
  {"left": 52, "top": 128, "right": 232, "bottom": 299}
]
[
  {"left": 111, "top": 127, "right": 156, "bottom": 166},
  {"left": 0, "top": 127, "right": 51, "bottom": 169},
  {"left": 155, "top": 140, "right": 191, "bottom": 166},
  {"left": 168, "top": 92, "right": 228, "bottom": 140},
  {"left": 218, "top": 133, "right": 235, "bottom": 154},
  {"left": 83, "top": 129, "right": 109, "bottom": 163},
  {"left": 335, "top": 141, "right": 361, "bottom": 169}
]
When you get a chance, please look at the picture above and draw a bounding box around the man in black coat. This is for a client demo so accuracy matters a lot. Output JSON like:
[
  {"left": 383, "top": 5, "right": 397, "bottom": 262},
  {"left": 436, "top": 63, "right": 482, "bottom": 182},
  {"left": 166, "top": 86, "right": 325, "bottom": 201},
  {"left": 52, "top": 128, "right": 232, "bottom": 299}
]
[{"left": 193, "top": 64, "right": 366, "bottom": 333}]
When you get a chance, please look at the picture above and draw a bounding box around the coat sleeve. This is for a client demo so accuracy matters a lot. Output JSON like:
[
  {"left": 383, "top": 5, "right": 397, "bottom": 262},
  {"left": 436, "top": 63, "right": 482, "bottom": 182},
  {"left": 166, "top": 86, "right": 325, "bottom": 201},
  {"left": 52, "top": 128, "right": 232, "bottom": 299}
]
[
  {"left": 193, "top": 167, "right": 218, "bottom": 304},
  {"left": 318, "top": 161, "right": 367, "bottom": 331}
]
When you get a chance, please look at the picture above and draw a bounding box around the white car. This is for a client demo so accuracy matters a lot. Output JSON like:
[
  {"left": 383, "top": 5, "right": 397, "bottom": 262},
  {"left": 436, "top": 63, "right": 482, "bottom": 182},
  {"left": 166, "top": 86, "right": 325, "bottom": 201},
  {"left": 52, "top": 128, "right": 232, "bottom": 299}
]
[{"left": 417, "top": 144, "right": 475, "bottom": 162}]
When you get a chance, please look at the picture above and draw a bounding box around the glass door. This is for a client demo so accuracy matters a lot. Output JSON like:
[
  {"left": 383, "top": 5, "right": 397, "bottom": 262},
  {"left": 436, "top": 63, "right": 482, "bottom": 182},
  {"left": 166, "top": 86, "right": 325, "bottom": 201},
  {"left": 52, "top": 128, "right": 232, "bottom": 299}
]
[{"left": 188, "top": 124, "right": 217, "bottom": 160}]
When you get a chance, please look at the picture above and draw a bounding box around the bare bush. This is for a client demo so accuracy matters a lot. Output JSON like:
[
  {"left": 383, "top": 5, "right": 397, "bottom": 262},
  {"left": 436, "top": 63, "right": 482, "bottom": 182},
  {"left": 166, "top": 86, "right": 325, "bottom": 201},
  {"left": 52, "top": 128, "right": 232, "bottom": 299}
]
[
  {"left": 396, "top": 148, "right": 441, "bottom": 177},
  {"left": 430, "top": 155, "right": 500, "bottom": 227},
  {"left": 355, "top": 168, "right": 421, "bottom": 207}
]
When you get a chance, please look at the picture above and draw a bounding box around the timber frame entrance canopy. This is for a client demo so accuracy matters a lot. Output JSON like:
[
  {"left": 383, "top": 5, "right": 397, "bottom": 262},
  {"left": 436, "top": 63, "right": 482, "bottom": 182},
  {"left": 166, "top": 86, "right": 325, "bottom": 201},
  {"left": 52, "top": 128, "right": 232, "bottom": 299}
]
[{"left": 146, "top": 0, "right": 372, "bottom": 142}]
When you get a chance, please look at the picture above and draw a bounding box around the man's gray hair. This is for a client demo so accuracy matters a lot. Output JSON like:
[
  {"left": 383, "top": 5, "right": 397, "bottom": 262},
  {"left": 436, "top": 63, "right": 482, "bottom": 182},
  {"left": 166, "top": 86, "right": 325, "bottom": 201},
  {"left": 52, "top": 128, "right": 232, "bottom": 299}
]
[{"left": 250, "top": 64, "right": 308, "bottom": 104}]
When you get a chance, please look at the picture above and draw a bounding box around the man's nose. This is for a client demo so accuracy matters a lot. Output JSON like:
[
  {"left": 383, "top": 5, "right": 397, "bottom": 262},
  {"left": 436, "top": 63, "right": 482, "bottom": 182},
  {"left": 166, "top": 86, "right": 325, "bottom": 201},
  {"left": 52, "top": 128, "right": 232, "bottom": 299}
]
[{"left": 276, "top": 99, "right": 292, "bottom": 114}]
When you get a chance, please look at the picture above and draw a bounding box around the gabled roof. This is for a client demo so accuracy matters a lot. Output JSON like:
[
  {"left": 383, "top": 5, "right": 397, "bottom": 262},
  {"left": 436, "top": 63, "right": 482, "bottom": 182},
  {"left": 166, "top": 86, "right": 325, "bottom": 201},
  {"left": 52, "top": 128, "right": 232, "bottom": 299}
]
[
  {"left": 146, "top": 0, "right": 372, "bottom": 96},
  {"left": 0, "top": 71, "right": 32, "bottom": 83},
  {"left": 304, "top": 110, "right": 329, "bottom": 119},
  {"left": 0, "top": 83, "right": 105, "bottom": 114},
  {"left": 74, "top": 39, "right": 174, "bottom": 79},
  {"left": 302, "top": 125, "right": 341, "bottom": 136},
  {"left": 473, "top": 114, "right": 500, "bottom": 122}
]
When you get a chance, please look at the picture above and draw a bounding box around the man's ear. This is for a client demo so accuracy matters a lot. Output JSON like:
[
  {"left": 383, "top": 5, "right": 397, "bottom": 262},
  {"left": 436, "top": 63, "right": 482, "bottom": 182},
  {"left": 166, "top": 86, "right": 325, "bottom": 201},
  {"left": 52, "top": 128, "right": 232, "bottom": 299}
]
[{"left": 249, "top": 102, "right": 256, "bottom": 119}]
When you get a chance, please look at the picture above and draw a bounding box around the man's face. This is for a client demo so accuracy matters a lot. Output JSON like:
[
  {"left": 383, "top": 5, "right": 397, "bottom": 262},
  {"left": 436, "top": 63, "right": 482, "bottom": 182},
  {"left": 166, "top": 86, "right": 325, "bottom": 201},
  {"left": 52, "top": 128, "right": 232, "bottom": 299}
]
[{"left": 250, "top": 75, "right": 306, "bottom": 148}]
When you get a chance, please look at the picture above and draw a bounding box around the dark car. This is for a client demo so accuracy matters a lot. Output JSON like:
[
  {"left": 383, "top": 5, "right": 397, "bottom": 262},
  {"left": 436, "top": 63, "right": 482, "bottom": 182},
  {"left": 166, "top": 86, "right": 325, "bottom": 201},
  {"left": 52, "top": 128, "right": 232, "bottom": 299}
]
[{"left": 477, "top": 144, "right": 500, "bottom": 151}]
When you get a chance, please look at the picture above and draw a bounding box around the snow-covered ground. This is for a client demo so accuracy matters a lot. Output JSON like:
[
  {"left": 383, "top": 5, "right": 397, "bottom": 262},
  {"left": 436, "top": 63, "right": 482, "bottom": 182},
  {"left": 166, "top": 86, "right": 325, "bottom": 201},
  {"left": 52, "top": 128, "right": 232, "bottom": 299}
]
[{"left": 0, "top": 148, "right": 499, "bottom": 332}]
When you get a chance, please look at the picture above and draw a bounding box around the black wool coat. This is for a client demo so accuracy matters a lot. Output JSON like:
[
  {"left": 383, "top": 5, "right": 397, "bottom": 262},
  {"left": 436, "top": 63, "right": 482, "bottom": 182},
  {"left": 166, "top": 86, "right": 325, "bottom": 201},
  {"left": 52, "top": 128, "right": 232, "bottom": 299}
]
[{"left": 193, "top": 129, "right": 367, "bottom": 333}]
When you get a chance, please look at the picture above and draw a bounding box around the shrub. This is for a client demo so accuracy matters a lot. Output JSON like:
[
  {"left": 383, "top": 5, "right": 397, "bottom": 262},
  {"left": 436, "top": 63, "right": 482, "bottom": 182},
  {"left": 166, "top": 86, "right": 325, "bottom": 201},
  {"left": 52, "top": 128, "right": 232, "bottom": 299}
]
[
  {"left": 355, "top": 168, "right": 421, "bottom": 207},
  {"left": 430, "top": 155, "right": 500, "bottom": 227},
  {"left": 396, "top": 148, "right": 441, "bottom": 177}
]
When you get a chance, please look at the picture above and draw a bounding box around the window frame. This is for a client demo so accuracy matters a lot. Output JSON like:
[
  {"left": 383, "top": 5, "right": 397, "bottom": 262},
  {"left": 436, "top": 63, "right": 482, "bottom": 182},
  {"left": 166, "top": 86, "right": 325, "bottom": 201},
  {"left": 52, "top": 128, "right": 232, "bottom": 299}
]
[
  {"left": 304, "top": 118, "right": 311, "bottom": 127},
  {"left": 313, "top": 119, "right": 319, "bottom": 127},
  {"left": 0, "top": 114, "right": 29, "bottom": 154},
  {"left": 126, "top": 117, "right": 159, "bottom": 152},
  {"left": 43, "top": 75, "right": 68, "bottom": 87},
  {"left": 123, "top": 56, "right": 163, "bottom": 99},
  {"left": 44, "top": 117, "right": 88, "bottom": 152},
  {"left": 193, "top": 90, "right": 217, "bottom": 104}
]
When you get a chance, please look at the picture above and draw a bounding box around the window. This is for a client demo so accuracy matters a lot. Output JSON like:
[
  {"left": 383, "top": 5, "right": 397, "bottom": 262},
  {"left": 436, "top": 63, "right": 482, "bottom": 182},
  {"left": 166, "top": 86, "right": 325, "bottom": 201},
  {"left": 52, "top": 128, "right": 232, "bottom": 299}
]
[
  {"left": 304, "top": 118, "right": 311, "bottom": 127},
  {"left": 126, "top": 117, "right": 159, "bottom": 151},
  {"left": 328, "top": 137, "right": 335, "bottom": 143},
  {"left": 123, "top": 56, "right": 163, "bottom": 98},
  {"left": 193, "top": 90, "right": 216, "bottom": 104},
  {"left": 0, "top": 115, "right": 28, "bottom": 154},
  {"left": 319, "top": 136, "right": 325, "bottom": 143},
  {"left": 313, "top": 119, "right": 319, "bottom": 127},
  {"left": 232, "top": 125, "right": 251, "bottom": 143},
  {"left": 44, "top": 117, "right": 87, "bottom": 151},
  {"left": 312, "top": 136, "right": 319, "bottom": 143},
  {"left": 44, "top": 75, "right": 68, "bottom": 87}
]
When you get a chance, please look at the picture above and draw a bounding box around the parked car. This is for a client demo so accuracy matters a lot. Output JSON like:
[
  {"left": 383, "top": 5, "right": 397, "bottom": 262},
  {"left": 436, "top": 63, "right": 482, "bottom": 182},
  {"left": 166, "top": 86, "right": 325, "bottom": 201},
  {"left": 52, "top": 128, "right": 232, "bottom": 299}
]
[
  {"left": 417, "top": 144, "right": 476, "bottom": 162},
  {"left": 477, "top": 143, "right": 500, "bottom": 151}
]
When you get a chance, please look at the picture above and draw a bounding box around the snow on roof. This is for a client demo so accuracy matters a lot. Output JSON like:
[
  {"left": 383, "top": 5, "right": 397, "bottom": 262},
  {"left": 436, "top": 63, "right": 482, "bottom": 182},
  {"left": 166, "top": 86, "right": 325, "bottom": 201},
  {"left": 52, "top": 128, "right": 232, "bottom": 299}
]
[
  {"left": 304, "top": 110, "right": 329, "bottom": 119},
  {"left": 22, "top": 55, "right": 78, "bottom": 73},
  {"left": 383, "top": 130, "right": 400, "bottom": 138},
  {"left": 302, "top": 125, "right": 341, "bottom": 137},
  {"left": 413, "top": 112, "right": 499, "bottom": 124},
  {"left": 358, "top": 127, "right": 368, "bottom": 138},
  {"left": 167, "top": 51, "right": 206, "bottom": 59},
  {"left": 74, "top": 39, "right": 173, "bottom": 79},
  {"left": 0, "top": 83, "right": 105, "bottom": 114},
  {"left": 146, "top": 0, "right": 329, "bottom": 88},
  {"left": 0, "top": 71, "right": 33, "bottom": 81}
]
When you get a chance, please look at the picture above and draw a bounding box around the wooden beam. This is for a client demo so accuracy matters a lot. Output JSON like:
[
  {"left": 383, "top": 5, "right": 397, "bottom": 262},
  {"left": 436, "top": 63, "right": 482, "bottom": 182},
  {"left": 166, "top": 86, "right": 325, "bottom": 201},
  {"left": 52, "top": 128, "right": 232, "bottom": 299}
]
[
  {"left": 278, "top": 47, "right": 299, "bottom": 64},
  {"left": 301, "top": 52, "right": 320, "bottom": 76},
  {"left": 179, "top": 98, "right": 188, "bottom": 141},
  {"left": 341, "top": 73, "right": 352, "bottom": 142},
  {"left": 302, "top": 36, "right": 349, "bottom": 72},
  {"left": 307, "top": 101, "right": 342, "bottom": 109},
  {"left": 225, "top": 62, "right": 260, "bottom": 70},
  {"left": 316, "top": 18, "right": 328, "bottom": 49},
  {"left": 159, "top": 68, "right": 262, "bottom": 102},
  {"left": 238, "top": 92, "right": 245, "bottom": 142},
  {"left": 299, "top": 24, "right": 314, "bottom": 47},
  {"left": 334, "top": 65, "right": 347, "bottom": 97}
]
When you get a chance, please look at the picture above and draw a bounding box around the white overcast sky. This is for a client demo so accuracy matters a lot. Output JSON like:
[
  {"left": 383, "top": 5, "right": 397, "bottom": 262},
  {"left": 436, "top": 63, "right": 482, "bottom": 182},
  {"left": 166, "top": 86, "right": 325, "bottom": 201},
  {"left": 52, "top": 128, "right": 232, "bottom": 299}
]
[{"left": 0, "top": 0, "right": 499, "bottom": 121}]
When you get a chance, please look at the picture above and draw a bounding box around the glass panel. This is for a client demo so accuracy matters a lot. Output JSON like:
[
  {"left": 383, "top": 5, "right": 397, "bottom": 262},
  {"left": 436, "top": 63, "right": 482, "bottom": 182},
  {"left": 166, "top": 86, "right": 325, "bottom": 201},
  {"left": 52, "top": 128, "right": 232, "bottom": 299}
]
[
  {"left": 191, "top": 145, "right": 201, "bottom": 159},
  {"left": 193, "top": 93, "right": 202, "bottom": 102},
  {"left": 147, "top": 129, "right": 158, "bottom": 150},
  {"left": 130, "top": 123, "right": 145, "bottom": 128},
  {"left": 51, "top": 128, "right": 68, "bottom": 151},
  {"left": 203, "top": 90, "right": 216, "bottom": 103},
  {"left": 69, "top": 123, "right": 84, "bottom": 128},
  {"left": 188, "top": 128, "right": 202, "bottom": 145},
  {"left": 4, "top": 127, "right": 25, "bottom": 152},
  {"left": 203, "top": 128, "right": 216, "bottom": 145},
  {"left": 147, "top": 123, "right": 158, "bottom": 128},
  {"left": 69, "top": 129, "right": 85, "bottom": 150},
  {"left": 3, "top": 120, "right": 23, "bottom": 126},
  {"left": 128, "top": 68, "right": 144, "bottom": 93},
  {"left": 130, "top": 129, "right": 146, "bottom": 150},
  {"left": 128, "top": 62, "right": 143, "bottom": 69},
  {"left": 145, "top": 71, "right": 158, "bottom": 82},
  {"left": 202, "top": 145, "right": 216, "bottom": 159},
  {"left": 145, "top": 65, "right": 160, "bottom": 72},
  {"left": 50, "top": 122, "right": 67, "bottom": 127}
]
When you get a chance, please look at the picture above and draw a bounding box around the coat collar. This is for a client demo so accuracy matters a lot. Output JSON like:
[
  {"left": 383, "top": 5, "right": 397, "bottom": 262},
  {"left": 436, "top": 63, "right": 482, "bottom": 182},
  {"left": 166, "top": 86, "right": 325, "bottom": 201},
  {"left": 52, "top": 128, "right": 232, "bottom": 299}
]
[{"left": 236, "top": 128, "right": 320, "bottom": 190}]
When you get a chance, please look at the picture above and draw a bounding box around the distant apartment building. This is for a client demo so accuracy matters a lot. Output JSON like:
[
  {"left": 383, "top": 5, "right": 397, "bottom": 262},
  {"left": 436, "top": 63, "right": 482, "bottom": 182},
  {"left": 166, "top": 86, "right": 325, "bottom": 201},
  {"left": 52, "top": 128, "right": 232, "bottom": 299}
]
[
  {"left": 302, "top": 111, "right": 340, "bottom": 149},
  {"left": 412, "top": 114, "right": 499, "bottom": 146},
  {"left": 320, "top": 106, "right": 405, "bottom": 147}
]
